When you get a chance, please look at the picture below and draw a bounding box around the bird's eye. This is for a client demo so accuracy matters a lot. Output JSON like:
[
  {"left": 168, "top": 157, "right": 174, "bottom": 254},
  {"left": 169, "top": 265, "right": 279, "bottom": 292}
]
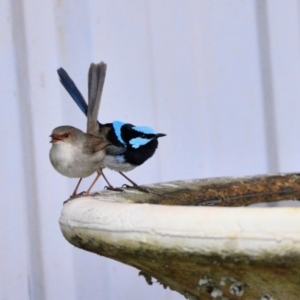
[{"left": 63, "top": 133, "right": 69, "bottom": 138}]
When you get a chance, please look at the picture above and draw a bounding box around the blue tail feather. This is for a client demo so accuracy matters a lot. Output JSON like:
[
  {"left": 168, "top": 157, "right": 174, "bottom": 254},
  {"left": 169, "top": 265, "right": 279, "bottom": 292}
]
[{"left": 57, "top": 68, "right": 88, "bottom": 116}]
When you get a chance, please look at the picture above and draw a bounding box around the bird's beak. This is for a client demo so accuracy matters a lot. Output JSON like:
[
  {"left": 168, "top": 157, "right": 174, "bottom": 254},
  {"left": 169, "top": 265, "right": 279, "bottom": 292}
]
[
  {"left": 155, "top": 133, "right": 166, "bottom": 138},
  {"left": 49, "top": 134, "right": 62, "bottom": 143}
]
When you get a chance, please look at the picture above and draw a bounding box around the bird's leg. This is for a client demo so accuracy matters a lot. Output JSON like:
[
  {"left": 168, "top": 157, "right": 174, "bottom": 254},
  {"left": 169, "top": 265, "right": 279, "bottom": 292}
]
[
  {"left": 101, "top": 170, "right": 114, "bottom": 189},
  {"left": 63, "top": 178, "right": 84, "bottom": 204},
  {"left": 85, "top": 171, "right": 102, "bottom": 195},
  {"left": 71, "top": 178, "right": 83, "bottom": 197},
  {"left": 102, "top": 170, "right": 124, "bottom": 192},
  {"left": 119, "top": 172, "right": 149, "bottom": 193},
  {"left": 65, "top": 172, "right": 101, "bottom": 204}
]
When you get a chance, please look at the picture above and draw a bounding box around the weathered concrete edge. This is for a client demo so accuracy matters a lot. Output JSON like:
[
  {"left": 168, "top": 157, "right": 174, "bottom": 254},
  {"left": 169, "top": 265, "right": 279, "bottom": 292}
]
[{"left": 59, "top": 198, "right": 300, "bottom": 258}]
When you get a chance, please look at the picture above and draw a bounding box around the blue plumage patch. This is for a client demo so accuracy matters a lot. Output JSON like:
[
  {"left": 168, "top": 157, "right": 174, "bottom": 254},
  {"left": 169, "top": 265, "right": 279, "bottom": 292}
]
[
  {"left": 133, "top": 126, "right": 156, "bottom": 134},
  {"left": 112, "top": 121, "right": 126, "bottom": 145},
  {"left": 129, "top": 137, "right": 152, "bottom": 149}
]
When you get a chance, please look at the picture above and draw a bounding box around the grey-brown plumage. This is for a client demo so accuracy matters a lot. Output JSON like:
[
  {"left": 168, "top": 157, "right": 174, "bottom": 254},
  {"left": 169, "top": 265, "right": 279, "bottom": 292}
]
[{"left": 87, "top": 62, "right": 107, "bottom": 136}]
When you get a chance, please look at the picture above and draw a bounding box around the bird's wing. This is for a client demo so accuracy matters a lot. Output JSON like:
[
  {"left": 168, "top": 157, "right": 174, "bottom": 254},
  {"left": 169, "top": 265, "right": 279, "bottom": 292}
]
[
  {"left": 84, "top": 134, "right": 111, "bottom": 154},
  {"left": 57, "top": 67, "right": 88, "bottom": 116},
  {"left": 87, "top": 62, "right": 107, "bottom": 135},
  {"left": 105, "top": 145, "right": 127, "bottom": 156}
]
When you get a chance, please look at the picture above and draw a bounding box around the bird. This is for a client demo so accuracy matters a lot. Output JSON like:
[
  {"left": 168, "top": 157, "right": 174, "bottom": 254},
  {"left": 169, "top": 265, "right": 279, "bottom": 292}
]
[
  {"left": 57, "top": 64, "right": 166, "bottom": 192},
  {"left": 50, "top": 62, "right": 117, "bottom": 196},
  {"left": 49, "top": 125, "right": 110, "bottom": 196}
]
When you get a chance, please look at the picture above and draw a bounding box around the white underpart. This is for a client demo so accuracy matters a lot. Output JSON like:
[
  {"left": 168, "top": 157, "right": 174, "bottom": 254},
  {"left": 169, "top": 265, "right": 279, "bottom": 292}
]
[
  {"left": 103, "top": 155, "right": 136, "bottom": 172},
  {"left": 50, "top": 141, "right": 105, "bottom": 178}
]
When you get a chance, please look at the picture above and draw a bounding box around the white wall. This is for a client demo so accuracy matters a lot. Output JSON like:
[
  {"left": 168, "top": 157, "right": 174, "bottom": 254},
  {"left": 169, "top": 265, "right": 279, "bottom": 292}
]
[{"left": 1, "top": 0, "right": 300, "bottom": 299}]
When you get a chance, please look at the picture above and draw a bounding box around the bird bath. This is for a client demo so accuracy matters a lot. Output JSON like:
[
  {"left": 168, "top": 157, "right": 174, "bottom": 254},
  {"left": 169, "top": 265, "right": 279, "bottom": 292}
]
[{"left": 59, "top": 174, "right": 300, "bottom": 299}]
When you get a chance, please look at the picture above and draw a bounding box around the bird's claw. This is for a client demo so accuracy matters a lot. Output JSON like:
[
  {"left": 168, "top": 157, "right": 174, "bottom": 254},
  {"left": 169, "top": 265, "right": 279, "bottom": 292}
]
[
  {"left": 63, "top": 198, "right": 72, "bottom": 205},
  {"left": 77, "top": 191, "right": 86, "bottom": 196},
  {"left": 122, "top": 184, "right": 149, "bottom": 193},
  {"left": 104, "top": 186, "right": 124, "bottom": 192},
  {"left": 64, "top": 191, "right": 88, "bottom": 204}
]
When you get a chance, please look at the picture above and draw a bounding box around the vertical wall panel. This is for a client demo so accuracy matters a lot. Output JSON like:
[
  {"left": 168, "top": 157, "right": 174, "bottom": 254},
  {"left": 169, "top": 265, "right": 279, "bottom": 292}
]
[
  {"left": 20, "top": 0, "right": 77, "bottom": 299},
  {"left": 147, "top": 0, "right": 267, "bottom": 180},
  {"left": 267, "top": 0, "right": 300, "bottom": 173},
  {"left": 0, "top": 1, "right": 31, "bottom": 299}
]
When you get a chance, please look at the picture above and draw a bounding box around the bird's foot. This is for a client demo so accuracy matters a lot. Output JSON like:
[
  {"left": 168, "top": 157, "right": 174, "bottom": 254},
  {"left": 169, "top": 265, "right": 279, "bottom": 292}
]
[
  {"left": 122, "top": 184, "right": 149, "bottom": 193},
  {"left": 64, "top": 191, "right": 88, "bottom": 204},
  {"left": 104, "top": 186, "right": 124, "bottom": 192}
]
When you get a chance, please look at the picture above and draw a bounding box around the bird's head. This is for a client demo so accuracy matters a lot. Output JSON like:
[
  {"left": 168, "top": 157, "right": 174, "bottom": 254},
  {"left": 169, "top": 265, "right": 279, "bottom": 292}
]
[{"left": 50, "top": 126, "right": 83, "bottom": 145}]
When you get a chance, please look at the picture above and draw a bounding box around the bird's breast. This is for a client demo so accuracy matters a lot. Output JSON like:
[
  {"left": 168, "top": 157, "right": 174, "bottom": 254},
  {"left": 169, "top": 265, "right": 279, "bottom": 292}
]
[{"left": 49, "top": 142, "right": 103, "bottom": 178}]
